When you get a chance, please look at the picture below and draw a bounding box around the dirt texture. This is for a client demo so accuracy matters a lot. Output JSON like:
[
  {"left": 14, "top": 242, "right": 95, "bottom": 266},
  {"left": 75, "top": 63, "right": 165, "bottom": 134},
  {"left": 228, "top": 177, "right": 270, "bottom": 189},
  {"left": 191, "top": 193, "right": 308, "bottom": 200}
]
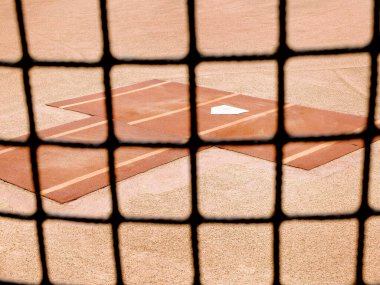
[{"left": 0, "top": 0, "right": 379, "bottom": 284}]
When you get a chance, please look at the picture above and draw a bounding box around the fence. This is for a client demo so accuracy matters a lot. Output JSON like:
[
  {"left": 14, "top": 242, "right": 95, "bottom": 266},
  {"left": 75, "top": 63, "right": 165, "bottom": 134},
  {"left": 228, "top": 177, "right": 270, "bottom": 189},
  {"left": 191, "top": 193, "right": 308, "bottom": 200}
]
[{"left": 0, "top": 0, "right": 379, "bottom": 284}]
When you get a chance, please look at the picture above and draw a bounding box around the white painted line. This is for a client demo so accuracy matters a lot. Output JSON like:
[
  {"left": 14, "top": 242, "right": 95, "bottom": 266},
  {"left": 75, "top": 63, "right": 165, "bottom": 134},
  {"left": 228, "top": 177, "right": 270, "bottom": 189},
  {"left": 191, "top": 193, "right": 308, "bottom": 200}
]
[
  {"left": 283, "top": 122, "right": 380, "bottom": 164},
  {"left": 0, "top": 120, "right": 107, "bottom": 156},
  {"left": 41, "top": 105, "right": 293, "bottom": 195},
  {"left": 200, "top": 104, "right": 293, "bottom": 135},
  {"left": 60, "top": 81, "right": 169, "bottom": 108},
  {"left": 41, "top": 148, "right": 169, "bottom": 195},
  {"left": 128, "top": 93, "right": 240, "bottom": 125}
]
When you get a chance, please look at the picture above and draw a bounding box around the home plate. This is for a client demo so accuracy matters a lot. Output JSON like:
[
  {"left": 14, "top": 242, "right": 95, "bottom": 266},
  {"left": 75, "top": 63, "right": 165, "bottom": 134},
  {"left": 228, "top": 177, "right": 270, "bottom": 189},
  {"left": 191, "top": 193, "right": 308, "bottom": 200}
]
[
  {"left": 211, "top": 105, "right": 249, "bottom": 115},
  {"left": 1, "top": 80, "right": 380, "bottom": 203},
  {"left": 47, "top": 79, "right": 380, "bottom": 172}
]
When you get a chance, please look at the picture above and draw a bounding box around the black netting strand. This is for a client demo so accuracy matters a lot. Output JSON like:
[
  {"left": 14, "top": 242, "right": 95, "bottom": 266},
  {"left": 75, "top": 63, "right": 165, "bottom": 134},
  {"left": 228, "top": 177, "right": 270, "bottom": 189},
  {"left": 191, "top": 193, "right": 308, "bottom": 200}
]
[
  {"left": 14, "top": 0, "right": 50, "bottom": 283},
  {"left": 0, "top": 0, "right": 378, "bottom": 284}
]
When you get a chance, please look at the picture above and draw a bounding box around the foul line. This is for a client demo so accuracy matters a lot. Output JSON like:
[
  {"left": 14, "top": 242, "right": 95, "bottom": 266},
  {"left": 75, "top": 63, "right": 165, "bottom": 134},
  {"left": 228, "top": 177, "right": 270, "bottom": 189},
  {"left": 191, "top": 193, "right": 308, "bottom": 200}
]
[
  {"left": 128, "top": 93, "right": 240, "bottom": 125},
  {"left": 0, "top": 120, "right": 107, "bottom": 156},
  {"left": 40, "top": 105, "right": 293, "bottom": 195},
  {"left": 60, "top": 81, "right": 169, "bottom": 109}
]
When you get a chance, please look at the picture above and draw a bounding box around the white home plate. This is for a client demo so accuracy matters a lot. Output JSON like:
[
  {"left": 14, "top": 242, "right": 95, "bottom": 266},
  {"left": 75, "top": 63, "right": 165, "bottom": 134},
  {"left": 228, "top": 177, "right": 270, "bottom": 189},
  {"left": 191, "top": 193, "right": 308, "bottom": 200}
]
[{"left": 211, "top": 105, "right": 249, "bottom": 115}]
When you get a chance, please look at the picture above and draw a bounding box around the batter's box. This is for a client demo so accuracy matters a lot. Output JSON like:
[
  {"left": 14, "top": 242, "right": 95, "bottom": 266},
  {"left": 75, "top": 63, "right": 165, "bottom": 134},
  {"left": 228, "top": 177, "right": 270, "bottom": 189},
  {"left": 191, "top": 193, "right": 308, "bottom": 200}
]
[
  {"left": 0, "top": 117, "right": 189, "bottom": 203},
  {"left": 48, "top": 80, "right": 380, "bottom": 171},
  {"left": 2, "top": 80, "right": 378, "bottom": 203}
]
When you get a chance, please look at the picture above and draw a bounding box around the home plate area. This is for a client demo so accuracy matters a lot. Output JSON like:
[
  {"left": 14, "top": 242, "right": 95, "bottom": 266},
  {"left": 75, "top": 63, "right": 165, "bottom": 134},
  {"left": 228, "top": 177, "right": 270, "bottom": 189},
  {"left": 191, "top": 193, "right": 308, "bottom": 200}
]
[{"left": 0, "top": 79, "right": 377, "bottom": 203}]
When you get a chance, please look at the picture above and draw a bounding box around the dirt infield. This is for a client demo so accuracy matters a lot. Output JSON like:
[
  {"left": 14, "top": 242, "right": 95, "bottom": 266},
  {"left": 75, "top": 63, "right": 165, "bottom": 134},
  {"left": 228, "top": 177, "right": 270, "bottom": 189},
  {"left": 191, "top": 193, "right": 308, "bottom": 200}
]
[{"left": 0, "top": 0, "right": 379, "bottom": 284}]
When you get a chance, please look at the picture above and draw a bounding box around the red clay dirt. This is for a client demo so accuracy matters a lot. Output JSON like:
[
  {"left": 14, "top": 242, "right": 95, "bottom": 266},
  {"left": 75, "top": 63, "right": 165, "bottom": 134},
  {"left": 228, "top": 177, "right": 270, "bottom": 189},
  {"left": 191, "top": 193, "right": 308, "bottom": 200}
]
[
  {"left": 0, "top": 116, "right": 189, "bottom": 203},
  {"left": 47, "top": 79, "right": 234, "bottom": 123},
  {"left": 0, "top": 80, "right": 377, "bottom": 202},
  {"left": 49, "top": 79, "right": 376, "bottom": 169}
]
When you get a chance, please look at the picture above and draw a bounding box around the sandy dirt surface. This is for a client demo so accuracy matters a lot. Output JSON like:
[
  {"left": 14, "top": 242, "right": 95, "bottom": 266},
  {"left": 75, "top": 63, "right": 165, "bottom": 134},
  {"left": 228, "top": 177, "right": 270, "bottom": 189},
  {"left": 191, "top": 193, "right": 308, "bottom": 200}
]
[{"left": 0, "top": 0, "right": 379, "bottom": 284}]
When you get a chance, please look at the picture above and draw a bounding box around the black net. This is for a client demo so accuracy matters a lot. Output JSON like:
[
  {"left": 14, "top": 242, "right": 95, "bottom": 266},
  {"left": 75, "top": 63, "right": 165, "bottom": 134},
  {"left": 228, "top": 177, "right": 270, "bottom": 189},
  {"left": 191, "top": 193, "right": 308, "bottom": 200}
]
[{"left": 0, "top": 0, "right": 379, "bottom": 284}]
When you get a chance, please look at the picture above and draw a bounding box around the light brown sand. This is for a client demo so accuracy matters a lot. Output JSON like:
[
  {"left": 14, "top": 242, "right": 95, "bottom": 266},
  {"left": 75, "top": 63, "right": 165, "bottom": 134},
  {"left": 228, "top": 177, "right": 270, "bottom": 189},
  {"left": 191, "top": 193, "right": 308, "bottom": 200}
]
[{"left": 0, "top": 0, "right": 379, "bottom": 284}]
